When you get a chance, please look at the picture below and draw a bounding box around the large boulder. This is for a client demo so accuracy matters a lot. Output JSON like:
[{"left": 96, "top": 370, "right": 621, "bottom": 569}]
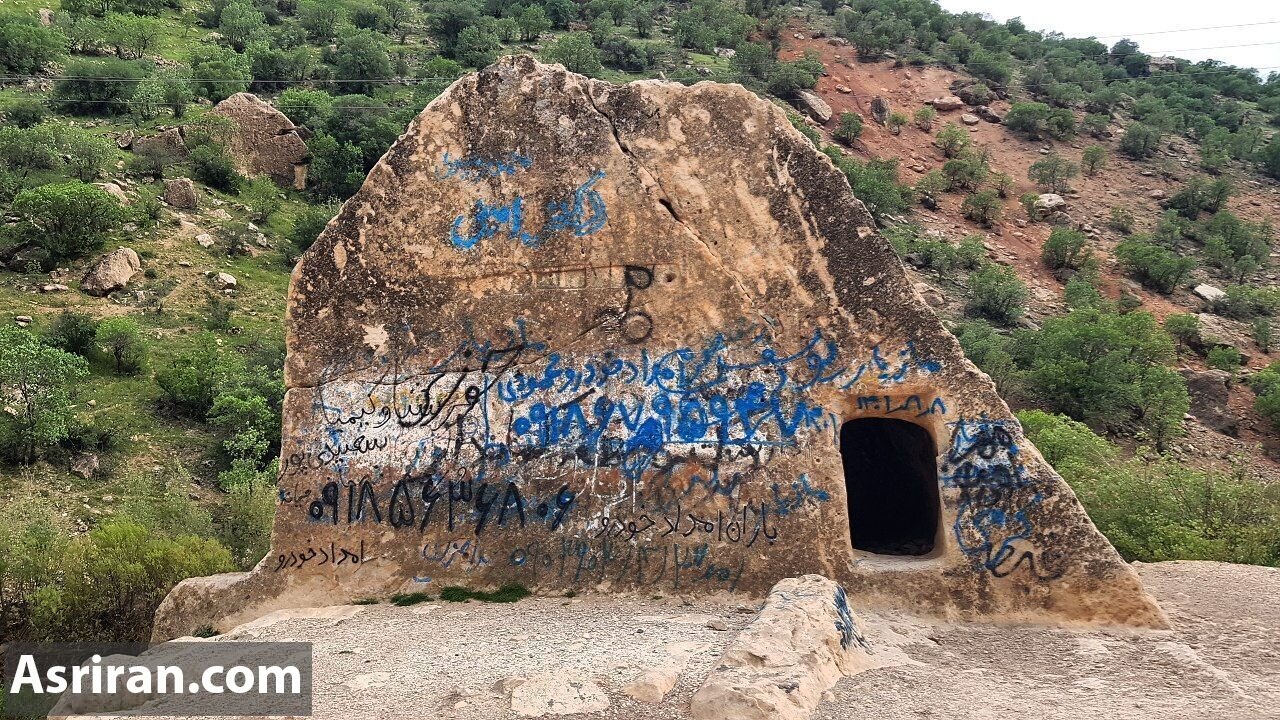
[
  {"left": 163, "top": 178, "right": 198, "bottom": 209},
  {"left": 81, "top": 248, "right": 141, "bottom": 297},
  {"left": 1181, "top": 369, "right": 1236, "bottom": 436},
  {"left": 927, "top": 95, "right": 965, "bottom": 111},
  {"left": 208, "top": 92, "right": 310, "bottom": 189},
  {"left": 1193, "top": 284, "right": 1226, "bottom": 304},
  {"left": 869, "top": 96, "right": 890, "bottom": 125},
  {"left": 793, "top": 89, "right": 832, "bottom": 123},
  {"left": 151, "top": 55, "right": 1165, "bottom": 642},
  {"left": 1032, "top": 193, "right": 1068, "bottom": 221},
  {"left": 132, "top": 127, "right": 188, "bottom": 159}
]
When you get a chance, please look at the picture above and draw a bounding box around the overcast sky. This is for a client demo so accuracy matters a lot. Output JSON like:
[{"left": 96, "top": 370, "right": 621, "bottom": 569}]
[{"left": 936, "top": 0, "right": 1280, "bottom": 75}]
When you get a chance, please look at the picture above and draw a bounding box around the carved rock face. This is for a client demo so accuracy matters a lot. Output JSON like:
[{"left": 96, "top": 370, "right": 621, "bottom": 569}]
[{"left": 152, "top": 57, "right": 1164, "bottom": 641}]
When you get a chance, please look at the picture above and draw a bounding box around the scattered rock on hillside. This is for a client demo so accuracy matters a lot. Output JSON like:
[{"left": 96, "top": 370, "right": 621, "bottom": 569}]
[
  {"left": 115, "top": 129, "right": 135, "bottom": 149},
  {"left": 214, "top": 272, "right": 237, "bottom": 290},
  {"left": 164, "top": 178, "right": 198, "bottom": 209},
  {"left": 81, "top": 248, "right": 141, "bottom": 297},
  {"left": 960, "top": 113, "right": 980, "bottom": 126},
  {"left": 40, "top": 283, "right": 70, "bottom": 293},
  {"left": 870, "top": 96, "right": 890, "bottom": 124},
  {"left": 1193, "top": 284, "right": 1226, "bottom": 303},
  {"left": 196, "top": 233, "right": 216, "bottom": 248},
  {"left": 1032, "top": 193, "right": 1068, "bottom": 221},
  {"left": 1181, "top": 369, "right": 1236, "bottom": 436},
  {"left": 208, "top": 92, "right": 310, "bottom": 190},
  {"left": 72, "top": 453, "right": 100, "bottom": 479},
  {"left": 133, "top": 127, "right": 188, "bottom": 159},
  {"left": 975, "top": 106, "right": 1003, "bottom": 123},
  {"left": 15, "top": 316, "right": 32, "bottom": 327},
  {"left": 95, "top": 182, "right": 129, "bottom": 205},
  {"left": 927, "top": 95, "right": 965, "bottom": 111},
  {"left": 794, "top": 90, "right": 832, "bottom": 123}
]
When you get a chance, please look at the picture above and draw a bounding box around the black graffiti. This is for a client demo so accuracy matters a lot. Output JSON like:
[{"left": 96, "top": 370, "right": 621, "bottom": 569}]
[{"left": 274, "top": 540, "right": 367, "bottom": 571}]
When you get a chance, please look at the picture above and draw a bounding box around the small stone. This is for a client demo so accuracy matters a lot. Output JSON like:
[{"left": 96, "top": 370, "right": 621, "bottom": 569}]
[
  {"left": 706, "top": 618, "right": 729, "bottom": 631},
  {"left": 215, "top": 272, "right": 238, "bottom": 290}
]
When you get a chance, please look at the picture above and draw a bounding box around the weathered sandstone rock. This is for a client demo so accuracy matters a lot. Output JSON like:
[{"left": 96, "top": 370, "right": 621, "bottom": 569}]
[
  {"left": 794, "top": 89, "right": 832, "bottom": 123},
  {"left": 208, "top": 92, "right": 310, "bottom": 189},
  {"left": 163, "top": 177, "right": 198, "bottom": 209},
  {"left": 152, "top": 56, "right": 1164, "bottom": 642},
  {"left": 81, "top": 248, "right": 140, "bottom": 297}
]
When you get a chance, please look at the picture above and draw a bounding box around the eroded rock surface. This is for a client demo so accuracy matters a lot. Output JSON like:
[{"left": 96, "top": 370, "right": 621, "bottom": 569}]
[
  {"left": 81, "top": 248, "right": 140, "bottom": 297},
  {"left": 153, "top": 56, "right": 1163, "bottom": 642}
]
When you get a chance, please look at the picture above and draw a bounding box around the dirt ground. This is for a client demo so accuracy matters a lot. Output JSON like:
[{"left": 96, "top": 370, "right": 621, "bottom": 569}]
[{"left": 122, "top": 560, "right": 1279, "bottom": 720}]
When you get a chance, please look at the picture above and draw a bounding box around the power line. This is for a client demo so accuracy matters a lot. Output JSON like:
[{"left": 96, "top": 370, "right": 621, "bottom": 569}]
[{"left": 1089, "top": 19, "right": 1280, "bottom": 40}]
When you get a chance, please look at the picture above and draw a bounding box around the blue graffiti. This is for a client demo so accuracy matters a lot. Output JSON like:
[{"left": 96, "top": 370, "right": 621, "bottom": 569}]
[
  {"left": 942, "top": 418, "right": 1062, "bottom": 580},
  {"left": 833, "top": 585, "right": 871, "bottom": 651},
  {"left": 438, "top": 151, "right": 533, "bottom": 181},
  {"left": 450, "top": 171, "right": 607, "bottom": 250}
]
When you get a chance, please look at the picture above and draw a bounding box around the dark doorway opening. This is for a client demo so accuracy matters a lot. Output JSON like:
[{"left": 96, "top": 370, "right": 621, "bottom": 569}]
[{"left": 840, "top": 418, "right": 939, "bottom": 556}]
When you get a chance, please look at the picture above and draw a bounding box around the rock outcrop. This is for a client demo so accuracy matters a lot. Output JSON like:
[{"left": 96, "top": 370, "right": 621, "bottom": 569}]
[
  {"left": 1181, "top": 369, "right": 1236, "bottom": 436},
  {"left": 81, "top": 248, "right": 140, "bottom": 297},
  {"left": 208, "top": 92, "right": 310, "bottom": 189},
  {"left": 132, "top": 127, "right": 188, "bottom": 159},
  {"left": 691, "top": 576, "right": 877, "bottom": 720},
  {"left": 152, "top": 56, "right": 1164, "bottom": 642},
  {"left": 927, "top": 95, "right": 965, "bottom": 111}
]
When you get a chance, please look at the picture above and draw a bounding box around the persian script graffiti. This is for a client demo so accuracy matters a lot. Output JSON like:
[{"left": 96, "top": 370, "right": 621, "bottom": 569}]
[{"left": 942, "top": 418, "right": 1064, "bottom": 580}]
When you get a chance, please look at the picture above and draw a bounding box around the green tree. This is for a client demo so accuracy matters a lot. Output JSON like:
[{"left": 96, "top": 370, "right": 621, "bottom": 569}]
[
  {"left": 217, "top": 0, "right": 267, "bottom": 51},
  {"left": 289, "top": 203, "right": 338, "bottom": 252},
  {"left": 966, "top": 265, "right": 1028, "bottom": 324},
  {"left": 95, "top": 317, "right": 147, "bottom": 375},
  {"left": 189, "top": 46, "right": 251, "bottom": 102},
  {"left": 103, "top": 13, "right": 163, "bottom": 58},
  {"left": 0, "top": 327, "right": 89, "bottom": 463},
  {"left": 886, "top": 111, "right": 909, "bottom": 135},
  {"left": 1119, "top": 123, "right": 1162, "bottom": 159},
  {"left": 307, "top": 132, "right": 364, "bottom": 199},
  {"left": 53, "top": 58, "right": 146, "bottom": 115},
  {"left": 11, "top": 182, "right": 123, "bottom": 261},
  {"left": 1014, "top": 309, "right": 1187, "bottom": 446},
  {"left": 935, "top": 123, "right": 968, "bottom": 158},
  {"left": 334, "top": 29, "right": 393, "bottom": 94},
  {"left": 189, "top": 144, "right": 241, "bottom": 191},
  {"left": 1041, "top": 227, "right": 1091, "bottom": 271},
  {"left": 240, "top": 178, "right": 281, "bottom": 222},
  {"left": 1028, "top": 153, "right": 1078, "bottom": 193},
  {"left": 913, "top": 105, "right": 937, "bottom": 131},
  {"left": 0, "top": 12, "right": 66, "bottom": 74},
  {"left": 1003, "top": 101, "right": 1050, "bottom": 138},
  {"left": 518, "top": 5, "right": 551, "bottom": 42},
  {"left": 1081, "top": 145, "right": 1107, "bottom": 176},
  {"left": 833, "top": 112, "right": 863, "bottom": 145},
  {"left": 298, "top": 0, "right": 347, "bottom": 41},
  {"left": 426, "top": 1, "right": 480, "bottom": 57},
  {"left": 961, "top": 189, "right": 1001, "bottom": 226},
  {"left": 545, "top": 31, "right": 602, "bottom": 77}
]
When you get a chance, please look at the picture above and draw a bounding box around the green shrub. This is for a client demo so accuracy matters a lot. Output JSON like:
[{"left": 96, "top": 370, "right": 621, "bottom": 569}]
[
  {"left": 1013, "top": 309, "right": 1186, "bottom": 446},
  {"left": 834, "top": 112, "right": 864, "bottom": 145},
  {"left": 189, "top": 144, "right": 242, "bottom": 192},
  {"left": 0, "top": 327, "right": 89, "bottom": 464},
  {"left": 1201, "top": 211, "right": 1272, "bottom": 281},
  {"left": 1041, "top": 227, "right": 1090, "bottom": 271},
  {"left": 11, "top": 182, "right": 123, "bottom": 261},
  {"left": 913, "top": 105, "right": 937, "bottom": 131},
  {"left": 218, "top": 459, "right": 276, "bottom": 568},
  {"left": 1081, "top": 145, "right": 1107, "bottom": 176},
  {"left": 0, "top": 12, "right": 66, "bottom": 75},
  {"left": 886, "top": 111, "right": 909, "bottom": 134},
  {"left": 157, "top": 333, "right": 249, "bottom": 417},
  {"left": 1167, "top": 176, "right": 1232, "bottom": 219},
  {"left": 1254, "top": 318, "right": 1273, "bottom": 353},
  {"left": 942, "top": 152, "right": 988, "bottom": 191},
  {"left": 289, "top": 203, "right": 338, "bottom": 252},
  {"left": 1108, "top": 206, "right": 1135, "bottom": 233},
  {"left": 935, "top": 123, "right": 968, "bottom": 158},
  {"left": 241, "top": 178, "right": 282, "bottom": 222},
  {"left": 1003, "top": 101, "right": 1050, "bottom": 137},
  {"left": 54, "top": 58, "right": 146, "bottom": 115},
  {"left": 1020, "top": 411, "right": 1280, "bottom": 565},
  {"left": 95, "top": 317, "right": 148, "bottom": 375},
  {"left": 1164, "top": 313, "right": 1201, "bottom": 348},
  {"left": 45, "top": 311, "right": 99, "bottom": 357},
  {"left": 966, "top": 265, "right": 1027, "bottom": 324},
  {"left": 1027, "top": 153, "right": 1078, "bottom": 193},
  {"left": 1119, "top": 122, "right": 1162, "bottom": 159},
  {"left": 3, "top": 99, "right": 47, "bottom": 129},
  {"left": 1214, "top": 285, "right": 1280, "bottom": 319},
  {"left": 951, "top": 319, "right": 1020, "bottom": 395},
  {"left": 1207, "top": 345, "right": 1242, "bottom": 372},
  {"left": 823, "top": 150, "right": 912, "bottom": 223},
  {"left": 1114, "top": 237, "right": 1195, "bottom": 293},
  {"left": 545, "top": 31, "right": 601, "bottom": 76},
  {"left": 960, "top": 189, "right": 1001, "bottom": 226}
]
